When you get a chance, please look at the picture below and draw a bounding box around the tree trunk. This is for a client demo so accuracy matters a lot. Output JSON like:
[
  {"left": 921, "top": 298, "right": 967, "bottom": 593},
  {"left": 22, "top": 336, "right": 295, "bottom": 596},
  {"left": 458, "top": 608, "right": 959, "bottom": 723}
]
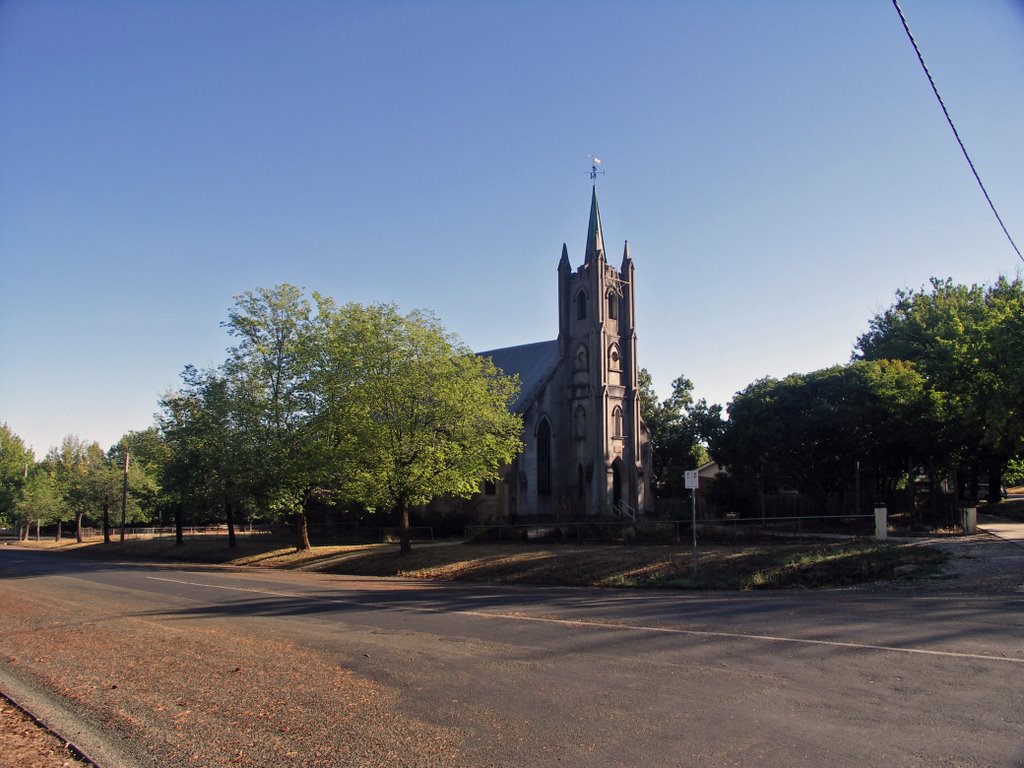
[
  {"left": 76, "top": 512, "right": 84, "bottom": 543},
  {"left": 987, "top": 462, "right": 1003, "bottom": 505},
  {"left": 295, "top": 511, "right": 311, "bottom": 551},
  {"left": 225, "top": 498, "right": 237, "bottom": 549},
  {"left": 907, "top": 454, "right": 917, "bottom": 528},
  {"left": 103, "top": 502, "right": 111, "bottom": 544},
  {"left": 174, "top": 505, "right": 184, "bottom": 546},
  {"left": 400, "top": 502, "right": 411, "bottom": 555},
  {"left": 35, "top": 519, "right": 40, "bottom": 541},
  {"left": 55, "top": 520, "right": 62, "bottom": 543},
  {"left": 928, "top": 458, "right": 942, "bottom": 527}
]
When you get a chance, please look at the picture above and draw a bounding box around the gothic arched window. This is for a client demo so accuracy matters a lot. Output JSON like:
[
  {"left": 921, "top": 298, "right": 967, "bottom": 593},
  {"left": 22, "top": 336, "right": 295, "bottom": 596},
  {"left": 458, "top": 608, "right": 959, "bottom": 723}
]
[
  {"left": 574, "top": 405, "right": 586, "bottom": 439},
  {"left": 576, "top": 291, "right": 588, "bottom": 320},
  {"left": 607, "top": 291, "right": 618, "bottom": 320},
  {"left": 537, "top": 418, "right": 552, "bottom": 495},
  {"left": 611, "top": 405, "right": 623, "bottom": 438}
]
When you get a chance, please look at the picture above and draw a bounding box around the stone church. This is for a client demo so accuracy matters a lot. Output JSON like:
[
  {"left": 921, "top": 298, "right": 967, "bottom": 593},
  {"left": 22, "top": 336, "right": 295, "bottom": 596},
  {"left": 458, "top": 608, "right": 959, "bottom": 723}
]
[{"left": 475, "top": 186, "right": 653, "bottom": 520}]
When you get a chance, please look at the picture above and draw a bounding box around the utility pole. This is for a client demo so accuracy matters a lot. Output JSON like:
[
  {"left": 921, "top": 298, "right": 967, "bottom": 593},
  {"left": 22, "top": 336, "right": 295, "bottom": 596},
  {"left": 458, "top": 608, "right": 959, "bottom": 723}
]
[{"left": 120, "top": 450, "right": 130, "bottom": 542}]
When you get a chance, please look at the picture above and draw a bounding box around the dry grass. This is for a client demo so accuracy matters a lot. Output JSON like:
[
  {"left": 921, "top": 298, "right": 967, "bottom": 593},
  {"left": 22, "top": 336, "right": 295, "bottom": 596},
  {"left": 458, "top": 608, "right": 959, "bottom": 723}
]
[{"left": 15, "top": 534, "right": 950, "bottom": 591}]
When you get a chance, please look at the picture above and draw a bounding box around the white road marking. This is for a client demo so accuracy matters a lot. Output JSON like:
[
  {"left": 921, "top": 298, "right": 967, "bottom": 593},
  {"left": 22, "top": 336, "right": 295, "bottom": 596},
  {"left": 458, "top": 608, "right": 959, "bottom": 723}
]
[
  {"left": 145, "top": 575, "right": 1024, "bottom": 665},
  {"left": 146, "top": 575, "right": 295, "bottom": 598}
]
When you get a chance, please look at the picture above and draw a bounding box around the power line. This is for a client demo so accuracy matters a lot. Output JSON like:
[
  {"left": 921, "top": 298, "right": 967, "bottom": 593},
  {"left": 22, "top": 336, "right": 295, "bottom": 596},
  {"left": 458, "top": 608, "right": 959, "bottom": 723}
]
[{"left": 891, "top": 0, "right": 1023, "bottom": 264}]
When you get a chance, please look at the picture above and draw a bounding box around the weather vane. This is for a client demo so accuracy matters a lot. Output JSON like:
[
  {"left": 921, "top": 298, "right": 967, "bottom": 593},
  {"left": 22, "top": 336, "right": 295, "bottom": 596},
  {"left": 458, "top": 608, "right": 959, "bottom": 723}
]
[{"left": 587, "top": 154, "right": 605, "bottom": 182}]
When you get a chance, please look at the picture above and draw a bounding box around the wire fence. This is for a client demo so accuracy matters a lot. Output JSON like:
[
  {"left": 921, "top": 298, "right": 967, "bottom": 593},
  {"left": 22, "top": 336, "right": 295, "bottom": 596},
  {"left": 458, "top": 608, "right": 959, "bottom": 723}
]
[{"left": 465, "top": 513, "right": 880, "bottom": 544}]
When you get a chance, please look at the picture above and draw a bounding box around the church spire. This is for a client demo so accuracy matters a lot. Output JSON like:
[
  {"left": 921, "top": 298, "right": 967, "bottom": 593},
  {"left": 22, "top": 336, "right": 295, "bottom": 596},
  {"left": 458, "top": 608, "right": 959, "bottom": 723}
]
[{"left": 584, "top": 184, "right": 605, "bottom": 264}]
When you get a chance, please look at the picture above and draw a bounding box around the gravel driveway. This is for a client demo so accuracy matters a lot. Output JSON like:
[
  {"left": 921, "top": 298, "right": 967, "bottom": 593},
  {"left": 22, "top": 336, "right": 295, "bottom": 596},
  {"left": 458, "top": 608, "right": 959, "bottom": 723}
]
[{"left": 912, "top": 517, "right": 1024, "bottom": 593}]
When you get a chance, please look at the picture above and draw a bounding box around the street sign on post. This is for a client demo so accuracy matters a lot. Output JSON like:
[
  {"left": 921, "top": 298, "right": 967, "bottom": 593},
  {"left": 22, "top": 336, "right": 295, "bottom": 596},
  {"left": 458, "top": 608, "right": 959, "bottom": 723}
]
[{"left": 684, "top": 470, "right": 699, "bottom": 571}]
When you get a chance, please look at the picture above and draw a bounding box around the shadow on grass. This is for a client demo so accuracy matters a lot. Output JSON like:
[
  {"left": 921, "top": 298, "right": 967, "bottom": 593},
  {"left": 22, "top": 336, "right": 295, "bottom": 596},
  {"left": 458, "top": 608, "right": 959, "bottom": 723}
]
[{"left": 6, "top": 536, "right": 951, "bottom": 591}]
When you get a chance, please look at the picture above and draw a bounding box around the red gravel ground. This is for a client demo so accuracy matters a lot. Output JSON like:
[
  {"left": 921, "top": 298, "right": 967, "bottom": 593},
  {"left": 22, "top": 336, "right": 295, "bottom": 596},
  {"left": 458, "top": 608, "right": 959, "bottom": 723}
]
[
  {"left": 0, "top": 696, "right": 91, "bottom": 768},
  {"left": 0, "top": 582, "right": 466, "bottom": 768}
]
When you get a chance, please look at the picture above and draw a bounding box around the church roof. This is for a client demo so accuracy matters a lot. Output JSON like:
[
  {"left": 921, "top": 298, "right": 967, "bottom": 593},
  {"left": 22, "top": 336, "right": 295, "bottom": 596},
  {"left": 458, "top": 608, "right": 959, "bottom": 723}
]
[{"left": 479, "top": 339, "right": 560, "bottom": 413}]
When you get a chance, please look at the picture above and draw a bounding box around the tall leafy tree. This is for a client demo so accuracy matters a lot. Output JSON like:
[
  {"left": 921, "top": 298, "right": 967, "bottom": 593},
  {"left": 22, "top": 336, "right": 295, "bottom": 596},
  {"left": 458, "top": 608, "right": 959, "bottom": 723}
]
[
  {"left": 46, "top": 437, "right": 146, "bottom": 543},
  {"left": 160, "top": 368, "right": 256, "bottom": 547},
  {"left": 15, "top": 467, "right": 63, "bottom": 540},
  {"left": 637, "top": 370, "right": 713, "bottom": 497},
  {"left": 161, "top": 287, "right": 522, "bottom": 554},
  {"left": 332, "top": 303, "right": 522, "bottom": 553},
  {"left": 857, "top": 276, "right": 1024, "bottom": 502},
  {"left": 712, "top": 361, "right": 935, "bottom": 516},
  {"left": 109, "top": 428, "right": 169, "bottom": 525},
  {"left": 46, "top": 436, "right": 98, "bottom": 542},
  {"left": 223, "top": 285, "right": 318, "bottom": 548},
  {"left": 0, "top": 424, "right": 33, "bottom": 530}
]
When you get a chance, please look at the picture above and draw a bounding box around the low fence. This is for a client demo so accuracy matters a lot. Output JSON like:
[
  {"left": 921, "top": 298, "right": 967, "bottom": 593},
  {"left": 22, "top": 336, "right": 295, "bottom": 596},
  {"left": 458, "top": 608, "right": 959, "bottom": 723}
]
[
  {"left": 72, "top": 526, "right": 275, "bottom": 540},
  {"left": 5, "top": 524, "right": 437, "bottom": 545},
  {"left": 305, "top": 526, "right": 435, "bottom": 544},
  {"left": 465, "top": 521, "right": 688, "bottom": 544},
  {"left": 81, "top": 525, "right": 436, "bottom": 544},
  {"left": 699, "top": 513, "right": 877, "bottom": 539},
  {"left": 466, "top": 512, "right": 886, "bottom": 544}
]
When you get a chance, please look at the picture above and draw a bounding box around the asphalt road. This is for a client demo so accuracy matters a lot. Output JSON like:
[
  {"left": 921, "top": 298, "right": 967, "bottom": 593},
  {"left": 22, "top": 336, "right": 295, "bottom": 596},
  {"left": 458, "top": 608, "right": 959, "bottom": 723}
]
[{"left": 0, "top": 547, "right": 1022, "bottom": 767}]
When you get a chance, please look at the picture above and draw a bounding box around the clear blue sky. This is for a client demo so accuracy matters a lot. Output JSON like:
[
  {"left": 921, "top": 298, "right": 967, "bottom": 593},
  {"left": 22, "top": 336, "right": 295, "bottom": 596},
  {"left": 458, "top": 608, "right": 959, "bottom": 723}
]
[{"left": 2, "top": 0, "right": 1023, "bottom": 458}]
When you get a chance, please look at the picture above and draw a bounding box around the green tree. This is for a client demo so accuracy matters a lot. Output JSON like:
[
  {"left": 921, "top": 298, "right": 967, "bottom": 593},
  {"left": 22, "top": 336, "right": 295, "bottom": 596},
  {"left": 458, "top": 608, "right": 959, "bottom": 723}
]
[
  {"left": 0, "top": 424, "right": 33, "bottom": 531},
  {"left": 713, "top": 361, "right": 935, "bottom": 516},
  {"left": 160, "top": 368, "right": 256, "bottom": 547},
  {"left": 333, "top": 303, "right": 522, "bottom": 553},
  {"left": 161, "top": 286, "right": 522, "bottom": 555},
  {"left": 46, "top": 436, "right": 97, "bottom": 542},
  {"left": 637, "top": 370, "right": 712, "bottom": 497},
  {"left": 857, "top": 276, "right": 1024, "bottom": 504},
  {"left": 1005, "top": 457, "right": 1024, "bottom": 487},
  {"left": 45, "top": 436, "right": 152, "bottom": 543},
  {"left": 109, "top": 427, "right": 169, "bottom": 525},
  {"left": 16, "top": 467, "right": 64, "bottom": 541},
  {"left": 222, "top": 285, "right": 319, "bottom": 548}
]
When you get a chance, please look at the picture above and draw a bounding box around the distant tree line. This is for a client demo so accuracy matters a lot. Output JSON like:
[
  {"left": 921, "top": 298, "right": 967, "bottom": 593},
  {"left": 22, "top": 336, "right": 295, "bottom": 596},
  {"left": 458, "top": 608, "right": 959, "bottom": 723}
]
[
  {"left": 0, "top": 427, "right": 164, "bottom": 544},
  {"left": 641, "top": 276, "right": 1024, "bottom": 528}
]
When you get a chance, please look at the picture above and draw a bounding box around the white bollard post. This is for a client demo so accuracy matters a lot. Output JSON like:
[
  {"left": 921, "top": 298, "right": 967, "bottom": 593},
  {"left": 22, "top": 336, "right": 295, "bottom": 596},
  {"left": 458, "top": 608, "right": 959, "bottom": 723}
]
[
  {"left": 962, "top": 507, "right": 977, "bottom": 535},
  {"left": 874, "top": 507, "right": 888, "bottom": 540}
]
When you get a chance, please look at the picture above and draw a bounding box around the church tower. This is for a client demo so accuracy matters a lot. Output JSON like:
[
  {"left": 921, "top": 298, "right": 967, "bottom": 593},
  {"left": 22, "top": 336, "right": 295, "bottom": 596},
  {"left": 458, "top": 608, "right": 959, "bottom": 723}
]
[
  {"left": 474, "top": 184, "right": 652, "bottom": 522},
  {"left": 556, "top": 186, "right": 650, "bottom": 517}
]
